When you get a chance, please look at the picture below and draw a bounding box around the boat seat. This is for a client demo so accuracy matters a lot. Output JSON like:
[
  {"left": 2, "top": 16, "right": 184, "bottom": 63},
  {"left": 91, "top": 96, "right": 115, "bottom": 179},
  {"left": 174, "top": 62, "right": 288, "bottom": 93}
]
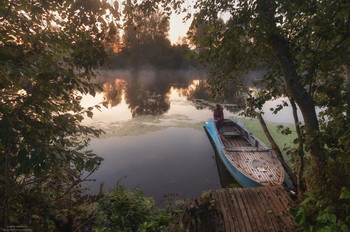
[
  {"left": 224, "top": 146, "right": 271, "bottom": 152},
  {"left": 222, "top": 132, "right": 244, "bottom": 137}
]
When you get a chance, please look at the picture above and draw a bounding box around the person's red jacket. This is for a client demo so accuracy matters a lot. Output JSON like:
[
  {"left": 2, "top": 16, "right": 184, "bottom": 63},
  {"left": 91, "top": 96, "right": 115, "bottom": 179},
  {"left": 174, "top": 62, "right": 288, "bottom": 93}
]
[{"left": 214, "top": 107, "right": 223, "bottom": 121}]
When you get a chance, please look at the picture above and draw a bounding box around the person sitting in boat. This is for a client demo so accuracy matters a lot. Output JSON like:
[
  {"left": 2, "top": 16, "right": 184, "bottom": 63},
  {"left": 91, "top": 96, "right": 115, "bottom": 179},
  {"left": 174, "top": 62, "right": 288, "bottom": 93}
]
[{"left": 214, "top": 104, "right": 224, "bottom": 133}]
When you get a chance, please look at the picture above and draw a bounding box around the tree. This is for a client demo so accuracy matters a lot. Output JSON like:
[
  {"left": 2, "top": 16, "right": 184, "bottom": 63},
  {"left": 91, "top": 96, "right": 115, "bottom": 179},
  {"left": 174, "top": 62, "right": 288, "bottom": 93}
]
[
  {"left": 121, "top": 0, "right": 170, "bottom": 50},
  {"left": 107, "top": 0, "right": 174, "bottom": 68},
  {"left": 164, "top": 0, "right": 350, "bottom": 229},
  {"left": 0, "top": 0, "right": 119, "bottom": 229}
]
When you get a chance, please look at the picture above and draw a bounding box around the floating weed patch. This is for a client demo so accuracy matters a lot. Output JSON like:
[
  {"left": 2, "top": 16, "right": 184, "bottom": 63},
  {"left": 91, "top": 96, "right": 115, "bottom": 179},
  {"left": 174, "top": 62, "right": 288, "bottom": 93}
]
[{"left": 92, "top": 114, "right": 204, "bottom": 138}]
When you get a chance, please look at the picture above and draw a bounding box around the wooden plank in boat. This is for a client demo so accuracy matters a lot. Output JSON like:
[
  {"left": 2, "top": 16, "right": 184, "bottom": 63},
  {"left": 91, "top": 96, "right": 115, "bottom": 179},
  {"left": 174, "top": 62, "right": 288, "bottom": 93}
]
[
  {"left": 244, "top": 151, "right": 271, "bottom": 183},
  {"left": 252, "top": 152, "right": 281, "bottom": 184},
  {"left": 229, "top": 151, "right": 282, "bottom": 186},
  {"left": 223, "top": 146, "right": 284, "bottom": 186},
  {"left": 236, "top": 152, "right": 265, "bottom": 182},
  {"left": 222, "top": 132, "right": 244, "bottom": 137},
  {"left": 225, "top": 147, "right": 270, "bottom": 152},
  {"left": 228, "top": 152, "right": 261, "bottom": 183},
  {"left": 236, "top": 152, "right": 261, "bottom": 181}
]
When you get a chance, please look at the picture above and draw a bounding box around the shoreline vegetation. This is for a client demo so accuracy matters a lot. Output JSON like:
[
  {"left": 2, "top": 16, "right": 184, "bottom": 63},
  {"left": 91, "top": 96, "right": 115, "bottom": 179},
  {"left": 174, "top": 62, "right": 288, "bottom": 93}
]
[{"left": 93, "top": 185, "right": 219, "bottom": 232}]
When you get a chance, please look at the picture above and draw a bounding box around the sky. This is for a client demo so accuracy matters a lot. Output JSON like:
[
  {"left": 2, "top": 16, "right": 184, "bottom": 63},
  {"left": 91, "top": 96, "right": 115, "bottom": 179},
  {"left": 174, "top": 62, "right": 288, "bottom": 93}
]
[
  {"left": 169, "top": 11, "right": 192, "bottom": 44},
  {"left": 108, "top": 1, "right": 230, "bottom": 45},
  {"left": 169, "top": 10, "right": 231, "bottom": 44},
  {"left": 109, "top": 0, "right": 195, "bottom": 45}
]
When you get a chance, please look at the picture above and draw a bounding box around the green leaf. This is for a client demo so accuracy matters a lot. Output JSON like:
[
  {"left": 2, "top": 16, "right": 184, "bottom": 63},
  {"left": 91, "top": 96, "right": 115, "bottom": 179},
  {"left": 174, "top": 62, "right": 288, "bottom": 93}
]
[
  {"left": 290, "top": 207, "right": 307, "bottom": 226},
  {"left": 316, "top": 213, "right": 337, "bottom": 225},
  {"left": 340, "top": 187, "right": 350, "bottom": 200},
  {"left": 345, "top": 216, "right": 350, "bottom": 225},
  {"left": 85, "top": 160, "right": 96, "bottom": 171},
  {"left": 32, "top": 214, "right": 41, "bottom": 219}
]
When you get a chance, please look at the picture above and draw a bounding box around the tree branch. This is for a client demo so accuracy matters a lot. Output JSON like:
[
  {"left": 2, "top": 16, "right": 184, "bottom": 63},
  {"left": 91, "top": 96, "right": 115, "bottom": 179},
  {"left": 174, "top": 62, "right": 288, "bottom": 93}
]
[
  {"left": 289, "top": 97, "right": 306, "bottom": 199},
  {"left": 15, "top": 163, "right": 101, "bottom": 223}
]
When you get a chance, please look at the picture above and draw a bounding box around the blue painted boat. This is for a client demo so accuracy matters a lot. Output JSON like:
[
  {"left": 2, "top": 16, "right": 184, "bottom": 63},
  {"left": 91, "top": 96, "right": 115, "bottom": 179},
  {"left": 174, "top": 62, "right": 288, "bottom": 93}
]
[{"left": 204, "top": 119, "right": 285, "bottom": 187}]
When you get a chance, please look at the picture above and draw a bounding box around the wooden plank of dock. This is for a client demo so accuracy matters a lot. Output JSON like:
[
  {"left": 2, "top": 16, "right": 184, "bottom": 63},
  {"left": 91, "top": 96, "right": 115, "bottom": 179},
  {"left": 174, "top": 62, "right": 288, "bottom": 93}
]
[{"left": 215, "top": 186, "right": 298, "bottom": 232}]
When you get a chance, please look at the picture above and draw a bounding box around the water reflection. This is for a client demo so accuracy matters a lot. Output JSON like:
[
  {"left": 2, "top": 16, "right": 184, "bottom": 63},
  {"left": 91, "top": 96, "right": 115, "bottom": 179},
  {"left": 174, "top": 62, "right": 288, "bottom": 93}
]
[
  {"left": 177, "top": 80, "right": 212, "bottom": 110},
  {"left": 85, "top": 127, "right": 222, "bottom": 206},
  {"left": 125, "top": 72, "right": 171, "bottom": 117},
  {"left": 99, "top": 69, "right": 245, "bottom": 116},
  {"left": 102, "top": 79, "right": 127, "bottom": 107}
]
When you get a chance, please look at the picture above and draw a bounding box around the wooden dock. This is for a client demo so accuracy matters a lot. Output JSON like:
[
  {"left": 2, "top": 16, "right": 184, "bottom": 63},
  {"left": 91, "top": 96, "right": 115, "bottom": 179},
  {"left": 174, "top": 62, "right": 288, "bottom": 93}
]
[{"left": 214, "top": 186, "right": 298, "bottom": 232}]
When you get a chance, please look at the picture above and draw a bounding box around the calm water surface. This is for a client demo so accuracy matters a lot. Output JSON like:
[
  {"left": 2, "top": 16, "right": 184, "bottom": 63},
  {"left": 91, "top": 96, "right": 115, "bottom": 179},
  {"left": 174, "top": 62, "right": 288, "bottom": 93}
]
[{"left": 81, "top": 69, "right": 298, "bottom": 205}]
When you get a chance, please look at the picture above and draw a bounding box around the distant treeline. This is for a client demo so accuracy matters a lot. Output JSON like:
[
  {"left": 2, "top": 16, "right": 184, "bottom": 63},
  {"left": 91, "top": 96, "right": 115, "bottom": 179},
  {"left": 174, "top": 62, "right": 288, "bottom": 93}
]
[
  {"left": 108, "top": 42, "right": 202, "bottom": 69},
  {"left": 105, "top": 0, "right": 202, "bottom": 70}
]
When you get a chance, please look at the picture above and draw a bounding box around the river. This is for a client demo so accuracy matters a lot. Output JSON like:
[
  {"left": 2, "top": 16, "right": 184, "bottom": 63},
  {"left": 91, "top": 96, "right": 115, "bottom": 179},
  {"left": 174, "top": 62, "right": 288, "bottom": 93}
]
[{"left": 80, "top": 68, "right": 299, "bottom": 205}]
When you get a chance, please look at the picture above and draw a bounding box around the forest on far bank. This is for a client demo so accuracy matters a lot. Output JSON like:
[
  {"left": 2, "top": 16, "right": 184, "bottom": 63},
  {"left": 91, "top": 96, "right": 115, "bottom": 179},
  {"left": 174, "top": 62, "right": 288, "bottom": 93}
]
[{"left": 105, "top": 0, "right": 201, "bottom": 70}]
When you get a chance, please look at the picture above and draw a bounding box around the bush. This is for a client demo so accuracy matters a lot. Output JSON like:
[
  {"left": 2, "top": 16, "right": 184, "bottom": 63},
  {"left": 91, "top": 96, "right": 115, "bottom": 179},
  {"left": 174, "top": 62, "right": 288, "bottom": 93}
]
[
  {"left": 94, "top": 186, "right": 173, "bottom": 232},
  {"left": 291, "top": 188, "right": 350, "bottom": 232}
]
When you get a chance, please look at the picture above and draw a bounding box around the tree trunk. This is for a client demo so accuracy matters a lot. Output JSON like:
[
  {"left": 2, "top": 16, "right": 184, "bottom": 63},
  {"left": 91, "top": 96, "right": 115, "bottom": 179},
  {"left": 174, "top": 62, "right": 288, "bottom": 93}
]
[
  {"left": 342, "top": 64, "right": 350, "bottom": 117},
  {"left": 255, "top": 112, "right": 298, "bottom": 189},
  {"left": 270, "top": 34, "right": 324, "bottom": 166},
  {"left": 289, "top": 98, "right": 306, "bottom": 199},
  {"left": 1, "top": 120, "right": 13, "bottom": 228},
  {"left": 237, "top": 76, "right": 297, "bottom": 188},
  {"left": 257, "top": 0, "right": 325, "bottom": 174}
]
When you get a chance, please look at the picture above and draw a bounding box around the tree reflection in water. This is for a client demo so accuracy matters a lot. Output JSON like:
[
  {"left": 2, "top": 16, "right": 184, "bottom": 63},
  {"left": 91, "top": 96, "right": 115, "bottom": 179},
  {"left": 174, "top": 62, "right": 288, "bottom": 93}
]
[
  {"left": 175, "top": 78, "right": 246, "bottom": 114},
  {"left": 99, "top": 69, "right": 247, "bottom": 116},
  {"left": 102, "top": 79, "right": 127, "bottom": 107},
  {"left": 125, "top": 71, "right": 171, "bottom": 117}
]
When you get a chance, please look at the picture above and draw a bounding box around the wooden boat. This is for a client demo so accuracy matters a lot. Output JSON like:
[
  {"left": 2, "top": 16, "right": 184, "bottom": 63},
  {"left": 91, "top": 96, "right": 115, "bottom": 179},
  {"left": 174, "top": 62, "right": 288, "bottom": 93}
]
[{"left": 204, "top": 119, "right": 285, "bottom": 187}]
